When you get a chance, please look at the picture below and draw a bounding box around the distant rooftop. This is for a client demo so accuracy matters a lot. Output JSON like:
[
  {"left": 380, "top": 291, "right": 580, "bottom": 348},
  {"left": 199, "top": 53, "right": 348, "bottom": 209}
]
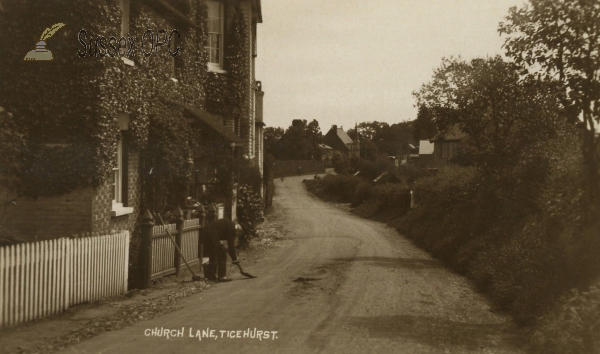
[{"left": 329, "top": 125, "right": 354, "bottom": 144}]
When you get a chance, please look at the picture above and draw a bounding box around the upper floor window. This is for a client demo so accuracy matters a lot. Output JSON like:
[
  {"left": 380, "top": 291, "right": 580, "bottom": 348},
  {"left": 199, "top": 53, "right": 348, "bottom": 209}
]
[{"left": 206, "top": 1, "right": 224, "bottom": 72}]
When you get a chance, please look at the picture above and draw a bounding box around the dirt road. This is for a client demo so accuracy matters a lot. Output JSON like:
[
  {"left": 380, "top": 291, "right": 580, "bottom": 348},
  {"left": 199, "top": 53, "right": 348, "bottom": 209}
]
[{"left": 60, "top": 176, "right": 525, "bottom": 354}]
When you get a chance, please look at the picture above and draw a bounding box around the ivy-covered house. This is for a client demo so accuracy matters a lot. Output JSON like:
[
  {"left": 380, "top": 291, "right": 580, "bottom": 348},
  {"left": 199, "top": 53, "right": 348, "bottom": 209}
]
[{"left": 0, "top": 0, "right": 264, "bottom": 242}]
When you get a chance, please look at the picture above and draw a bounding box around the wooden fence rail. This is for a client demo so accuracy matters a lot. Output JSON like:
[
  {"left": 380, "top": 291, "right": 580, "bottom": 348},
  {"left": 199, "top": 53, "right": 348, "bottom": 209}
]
[
  {"left": 0, "top": 231, "right": 130, "bottom": 328},
  {"left": 151, "top": 223, "right": 177, "bottom": 279},
  {"left": 149, "top": 218, "right": 203, "bottom": 280},
  {"left": 140, "top": 206, "right": 222, "bottom": 288}
]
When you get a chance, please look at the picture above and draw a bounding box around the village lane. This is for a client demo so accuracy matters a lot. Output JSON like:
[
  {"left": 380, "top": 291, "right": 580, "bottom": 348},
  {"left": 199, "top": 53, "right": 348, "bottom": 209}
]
[{"left": 60, "top": 175, "right": 525, "bottom": 354}]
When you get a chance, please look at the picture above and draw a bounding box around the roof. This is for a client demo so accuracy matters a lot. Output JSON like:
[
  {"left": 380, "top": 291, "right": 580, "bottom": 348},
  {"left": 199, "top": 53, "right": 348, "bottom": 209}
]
[
  {"left": 329, "top": 127, "right": 354, "bottom": 145},
  {"left": 419, "top": 140, "right": 434, "bottom": 155},
  {"left": 318, "top": 144, "right": 333, "bottom": 150},
  {"left": 430, "top": 124, "right": 468, "bottom": 142},
  {"left": 167, "top": 100, "right": 244, "bottom": 145}
]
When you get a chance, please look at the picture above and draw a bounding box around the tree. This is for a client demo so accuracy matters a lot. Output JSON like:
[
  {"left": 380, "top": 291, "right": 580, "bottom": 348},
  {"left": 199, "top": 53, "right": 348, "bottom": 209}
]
[
  {"left": 356, "top": 121, "right": 389, "bottom": 141},
  {"left": 413, "top": 105, "right": 438, "bottom": 141},
  {"left": 264, "top": 126, "right": 284, "bottom": 156},
  {"left": 381, "top": 122, "right": 414, "bottom": 156},
  {"left": 270, "top": 119, "right": 322, "bottom": 160},
  {"left": 499, "top": 0, "right": 600, "bottom": 204},
  {"left": 414, "top": 56, "right": 566, "bottom": 183},
  {"left": 349, "top": 121, "right": 415, "bottom": 159}
]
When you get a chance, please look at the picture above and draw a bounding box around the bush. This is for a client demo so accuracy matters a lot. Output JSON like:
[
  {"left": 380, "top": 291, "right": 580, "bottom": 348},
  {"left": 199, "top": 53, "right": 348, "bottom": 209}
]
[
  {"left": 531, "top": 281, "right": 600, "bottom": 354},
  {"left": 352, "top": 181, "right": 374, "bottom": 207},
  {"left": 355, "top": 158, "right": 392, "bottom": 181},
  {"left": 318, "top": 174, "right": 362, "bottom": 202},
  {"left": 332, "top": 155, "right": 349, "bottom": 174},
  {"left": 236, "top": 184, "right": 263, "bottom": 247}
]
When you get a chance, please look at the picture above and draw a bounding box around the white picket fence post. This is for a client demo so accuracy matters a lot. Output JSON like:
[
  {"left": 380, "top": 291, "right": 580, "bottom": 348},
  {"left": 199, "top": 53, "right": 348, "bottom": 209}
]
[{"left": 0, "top": 231, "right": 130, "bottom": 328}]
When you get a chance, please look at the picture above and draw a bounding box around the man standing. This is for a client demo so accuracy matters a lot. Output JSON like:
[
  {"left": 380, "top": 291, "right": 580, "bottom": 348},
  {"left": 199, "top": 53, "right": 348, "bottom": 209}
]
[{"left": 202, "top": 219, "right": 244, "bottom": 282}]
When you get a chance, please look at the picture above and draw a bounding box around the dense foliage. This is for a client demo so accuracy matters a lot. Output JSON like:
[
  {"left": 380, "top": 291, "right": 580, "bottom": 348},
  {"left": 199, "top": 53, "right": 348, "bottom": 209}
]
[
  {"left": 347, "top": 121, "right": 415, "bottom": 159},
  {"left": 0, "top": 1, "right": 211, "bottom": 200},
  {"left": 267, "top": 119, "right": 323, "bottom": 160},
  {"left": 414, "top": 56, "right": 574, "bottom": 211},
  {"left": 500, "top": 0, "right": 600, "bottom": 206},
  {"left": 204, "top": 3, "right": 249, "bottom": 138},
  {"left": 236, "top": 184, "right": 263, "bottom": 247}
]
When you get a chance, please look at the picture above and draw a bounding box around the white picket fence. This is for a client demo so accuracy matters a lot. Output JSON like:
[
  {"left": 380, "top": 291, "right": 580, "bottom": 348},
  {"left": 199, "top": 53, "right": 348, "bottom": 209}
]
[{"left": 0, "top": 231, "right": 130, "bottom": 328}]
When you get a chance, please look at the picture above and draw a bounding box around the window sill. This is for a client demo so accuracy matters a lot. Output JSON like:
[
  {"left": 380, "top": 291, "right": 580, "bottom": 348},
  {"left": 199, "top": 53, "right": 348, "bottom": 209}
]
[
  {"left": 207, "top": 64, "right": 227, "bottom": 74},
  {"left": 111, "top": 204, "right": 134, "bottom": 217}
]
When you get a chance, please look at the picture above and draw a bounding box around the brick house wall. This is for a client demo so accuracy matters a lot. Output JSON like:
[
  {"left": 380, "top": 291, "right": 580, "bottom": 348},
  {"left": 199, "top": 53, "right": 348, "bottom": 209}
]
[
  {"left": 0, "top": 187, "right": 93, "bottom": 242},
  {"left": 0, "top": 145, "right": 141, "bottom": 242}
]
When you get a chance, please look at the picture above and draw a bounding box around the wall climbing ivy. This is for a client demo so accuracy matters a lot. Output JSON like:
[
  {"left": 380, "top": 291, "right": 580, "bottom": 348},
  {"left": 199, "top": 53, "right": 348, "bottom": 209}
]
[
  {"left": 0, "top": 0, "right": 252, "bottom": 216},
  {"left": 0, "top": 0, "right": 205, "bottom": 199},
  {"left": 205, "top": 3, "right": 250, "bottom": 137}
]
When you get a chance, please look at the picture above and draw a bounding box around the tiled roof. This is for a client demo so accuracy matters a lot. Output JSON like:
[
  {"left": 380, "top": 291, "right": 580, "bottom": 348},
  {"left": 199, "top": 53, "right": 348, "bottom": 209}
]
[{"left": 336, "top": 128, "right": 354, "bottom": 144}]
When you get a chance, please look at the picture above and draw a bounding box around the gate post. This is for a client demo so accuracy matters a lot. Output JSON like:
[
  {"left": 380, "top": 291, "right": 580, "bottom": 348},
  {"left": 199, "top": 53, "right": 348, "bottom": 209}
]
[
  {"left": 174, "top": 206, "right": 185, "bottom": 277},
  {"left": 140, "top": 210, "right": 154, "bottom": 290},
  {"left": 197, "top": 205, "right": 206, "bottom": 273},
  {"left": 198, "top": 204, "right": 206, "bottom": 228}
]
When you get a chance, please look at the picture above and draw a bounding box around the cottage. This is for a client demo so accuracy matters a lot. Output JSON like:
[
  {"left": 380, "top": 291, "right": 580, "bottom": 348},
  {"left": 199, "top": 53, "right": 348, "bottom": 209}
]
[
  {"left": 323, "top": 125, "right": 360, "bottom": 159},
  {"left": 429, "top": 124, "right": 469, "bottom": 168}
]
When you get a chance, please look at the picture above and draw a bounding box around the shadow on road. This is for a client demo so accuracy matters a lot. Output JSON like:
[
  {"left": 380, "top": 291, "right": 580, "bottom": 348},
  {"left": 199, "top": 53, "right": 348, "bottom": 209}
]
[
  {"left": 347, "top": 314, "right": 524, "bottom": 351},
  {"left": 333, "top": 256, "right": 444, "bottom": 270}
]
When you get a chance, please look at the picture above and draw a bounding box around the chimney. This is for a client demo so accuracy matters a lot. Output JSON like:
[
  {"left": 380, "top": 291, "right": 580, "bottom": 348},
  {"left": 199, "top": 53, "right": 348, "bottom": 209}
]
[{"left": 332, "top": 125, "right": 337, "bottom": 130}]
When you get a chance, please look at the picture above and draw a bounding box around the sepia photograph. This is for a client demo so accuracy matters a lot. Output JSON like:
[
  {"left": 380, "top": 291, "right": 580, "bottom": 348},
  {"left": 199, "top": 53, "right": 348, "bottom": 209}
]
[{"left": 0, "top": 0, "right": 599, "bottom": 353}]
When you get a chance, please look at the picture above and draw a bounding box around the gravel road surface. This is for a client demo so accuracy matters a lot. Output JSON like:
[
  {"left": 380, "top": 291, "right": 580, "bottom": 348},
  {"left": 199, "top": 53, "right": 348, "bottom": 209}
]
[{"left": 60, "top": 175, "right": 525, "bottom": 354}]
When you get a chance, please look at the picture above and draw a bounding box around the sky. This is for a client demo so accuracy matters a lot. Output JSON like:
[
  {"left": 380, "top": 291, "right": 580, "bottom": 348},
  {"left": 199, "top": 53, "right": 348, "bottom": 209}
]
[{"left": 255, "top": 0, "right": 526, "bottom": 131}]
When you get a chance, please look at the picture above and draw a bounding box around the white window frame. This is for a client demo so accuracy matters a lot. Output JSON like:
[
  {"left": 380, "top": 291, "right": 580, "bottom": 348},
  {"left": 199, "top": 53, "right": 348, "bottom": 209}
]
[
  {"left": 112, "top": 116, "right": 134, "bottom": 217},
  {"left": 206, "top": 0, "right": 225, "bottom": 73}
]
